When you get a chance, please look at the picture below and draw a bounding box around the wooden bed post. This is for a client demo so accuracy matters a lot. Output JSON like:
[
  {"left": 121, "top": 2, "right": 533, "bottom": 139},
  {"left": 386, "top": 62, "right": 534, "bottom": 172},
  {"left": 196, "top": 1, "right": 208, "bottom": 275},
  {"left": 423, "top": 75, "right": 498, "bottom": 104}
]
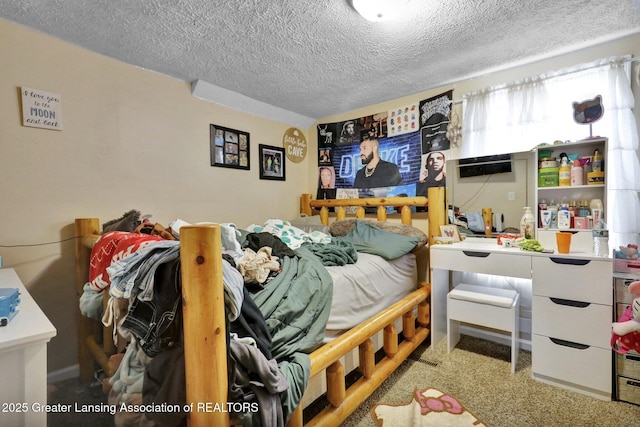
[
  {"left": 300, "top": 193, "right": 313, "bottom": 217},
  {"left": 74, "top": 218, "right": 100, "bottom": 381},
  {"left": 427, "top": 186, "right": 446, "bottom": 245},
  {"left": 180, "top": 224, "right": 229, "bottom": 427}
]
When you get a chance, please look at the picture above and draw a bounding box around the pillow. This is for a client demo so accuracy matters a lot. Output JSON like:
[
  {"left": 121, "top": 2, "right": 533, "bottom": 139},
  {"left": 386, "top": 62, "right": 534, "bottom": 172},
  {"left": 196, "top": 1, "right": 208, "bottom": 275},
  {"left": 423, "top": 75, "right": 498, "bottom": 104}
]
[
  {"left": 466, "top": 212, "right": 484, "bottom": 233},
  {"left": 340, "top": 220, "right": 420, "bottom": 260},
  {"left": 289, "top": 215, "right": 330, "bottom": 234},
  {"left": 329, "top": 218, "right": 428, "bottom": 251}
]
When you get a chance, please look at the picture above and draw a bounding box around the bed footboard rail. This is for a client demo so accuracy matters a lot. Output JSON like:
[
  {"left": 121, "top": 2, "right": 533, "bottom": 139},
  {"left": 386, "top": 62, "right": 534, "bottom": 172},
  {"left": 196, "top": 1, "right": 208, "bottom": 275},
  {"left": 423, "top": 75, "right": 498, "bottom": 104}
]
[{"left": 288, "top": 284, "right": 431, "bottom": 427}]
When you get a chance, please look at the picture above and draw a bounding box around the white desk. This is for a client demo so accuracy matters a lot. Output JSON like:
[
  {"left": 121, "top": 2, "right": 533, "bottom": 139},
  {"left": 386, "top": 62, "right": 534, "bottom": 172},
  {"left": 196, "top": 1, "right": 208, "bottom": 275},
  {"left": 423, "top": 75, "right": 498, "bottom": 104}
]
[
  {"left": 430, "top": 238, "right": 613, "bottom": 399},
  {"left": 0, "top": 268, "right": 57, "bottom": 427}
]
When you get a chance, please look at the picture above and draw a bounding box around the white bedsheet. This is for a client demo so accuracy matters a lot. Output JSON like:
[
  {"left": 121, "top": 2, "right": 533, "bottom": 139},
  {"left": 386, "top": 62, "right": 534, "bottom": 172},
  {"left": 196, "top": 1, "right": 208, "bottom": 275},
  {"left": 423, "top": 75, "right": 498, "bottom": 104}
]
[{"left": 323, "top": 252, "right": 417, "bottom": 338}]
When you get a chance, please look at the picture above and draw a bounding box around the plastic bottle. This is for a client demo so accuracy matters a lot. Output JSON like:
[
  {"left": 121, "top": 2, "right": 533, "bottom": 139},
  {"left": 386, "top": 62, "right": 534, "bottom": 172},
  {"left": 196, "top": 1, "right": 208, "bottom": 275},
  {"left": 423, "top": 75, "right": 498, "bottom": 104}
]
[
  {"left": 578, "top": 200, "right": 591, "bottom": 218},
  {"left": 557, "top": 205, "right": 571, "bottom": 229},
  {"left": 592, "top": 228, "right": 609, "bottom": 257},
  {"left": 548, "top": 200, "right": 558, "bottom": 228},
  {"left": 558, "top": 157, "right": 571, "bottom": 186},
  {"left": 538, "top": 198, "right": 548, "bottom": 227},
  {"left": 592, "top": 148, "right": 603, "bottom": 173},
  {"left": 570, "top": 160, "right": 583, "bottom": 186},
  {"left": 590, "top": 198, "right": 604, "bottom": 228},
  {"left": 520, "top": 207, "right": 535, "bottom": 239},
  {"left": 568, "top": 200, "right": 578, "bottom": 228}
]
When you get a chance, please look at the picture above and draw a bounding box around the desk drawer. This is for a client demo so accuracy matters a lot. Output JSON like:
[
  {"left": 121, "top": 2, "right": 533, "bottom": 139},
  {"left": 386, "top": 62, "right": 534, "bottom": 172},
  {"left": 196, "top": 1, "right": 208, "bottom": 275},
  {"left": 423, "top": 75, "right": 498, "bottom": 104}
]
[
  {"left": 532, "top": 334, "right": 612, "bottom": 394},
  {"left": 532, "top": 295, "right": 611, "bottom": 347},
  {"left": 430, "top": 249, "right": 531, "bottom": 278},
  {"left": 532, "top": 257, "right": 611, "bottom": 304}
]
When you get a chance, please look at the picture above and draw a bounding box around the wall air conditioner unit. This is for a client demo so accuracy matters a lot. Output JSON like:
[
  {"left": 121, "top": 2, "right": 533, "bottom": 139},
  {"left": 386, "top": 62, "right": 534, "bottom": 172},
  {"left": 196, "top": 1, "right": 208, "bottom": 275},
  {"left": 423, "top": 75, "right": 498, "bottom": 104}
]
[{"left": 458, "top": 154, "right": 513, "bottom": 178}]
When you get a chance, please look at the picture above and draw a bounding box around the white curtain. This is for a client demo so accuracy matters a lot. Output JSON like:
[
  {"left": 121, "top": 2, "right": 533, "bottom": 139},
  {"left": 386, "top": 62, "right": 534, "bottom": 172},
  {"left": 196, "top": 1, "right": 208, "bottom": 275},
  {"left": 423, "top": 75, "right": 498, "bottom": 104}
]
[
  {"left": 461, "top": 55, "right": 640, "bottom": 249},
  {"left": 461, "top": 77, "right": 551, "bottom": 157}
]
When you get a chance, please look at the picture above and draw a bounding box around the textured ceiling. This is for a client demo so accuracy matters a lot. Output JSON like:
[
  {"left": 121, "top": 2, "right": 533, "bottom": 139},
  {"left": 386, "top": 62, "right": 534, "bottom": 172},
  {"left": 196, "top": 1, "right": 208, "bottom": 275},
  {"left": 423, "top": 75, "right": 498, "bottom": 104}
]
[{"left": 3, "top": 0, "right": 640, "bottom": 126}]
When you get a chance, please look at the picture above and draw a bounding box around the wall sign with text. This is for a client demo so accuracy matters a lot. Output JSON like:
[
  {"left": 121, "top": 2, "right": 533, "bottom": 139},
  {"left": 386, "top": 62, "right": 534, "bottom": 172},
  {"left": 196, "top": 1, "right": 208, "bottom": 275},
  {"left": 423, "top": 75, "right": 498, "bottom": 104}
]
[
  {"left": 283, "top": 127, "right": 307, "bottom": 163},
  {"left": 21, "top": 87, "right": 63, "bottom": 131}
]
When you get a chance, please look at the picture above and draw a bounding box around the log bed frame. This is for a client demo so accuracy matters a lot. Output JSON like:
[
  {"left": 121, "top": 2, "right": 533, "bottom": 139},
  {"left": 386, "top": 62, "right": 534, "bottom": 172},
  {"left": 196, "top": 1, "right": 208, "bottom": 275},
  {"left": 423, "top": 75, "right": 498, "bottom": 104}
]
[{"left": 74, "top": 187, "right": 446, "bottom": 426}]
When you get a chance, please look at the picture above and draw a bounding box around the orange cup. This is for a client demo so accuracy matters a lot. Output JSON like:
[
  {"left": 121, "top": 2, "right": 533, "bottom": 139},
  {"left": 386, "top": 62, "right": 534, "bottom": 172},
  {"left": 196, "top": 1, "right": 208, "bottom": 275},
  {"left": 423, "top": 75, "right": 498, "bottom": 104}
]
[{"left": 556, "top": 232, "right": 572, "bottom": 254}]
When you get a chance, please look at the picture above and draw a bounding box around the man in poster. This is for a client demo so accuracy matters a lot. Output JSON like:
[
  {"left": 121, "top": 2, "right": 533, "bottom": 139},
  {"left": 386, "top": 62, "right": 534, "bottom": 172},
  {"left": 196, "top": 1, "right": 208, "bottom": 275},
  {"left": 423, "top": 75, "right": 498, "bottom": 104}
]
[
  {"left": 353, "top": 139, "right": 402, "bottom": 188},
  {"left": 416, "top": 151, "right": 446, "bottom": 197}
]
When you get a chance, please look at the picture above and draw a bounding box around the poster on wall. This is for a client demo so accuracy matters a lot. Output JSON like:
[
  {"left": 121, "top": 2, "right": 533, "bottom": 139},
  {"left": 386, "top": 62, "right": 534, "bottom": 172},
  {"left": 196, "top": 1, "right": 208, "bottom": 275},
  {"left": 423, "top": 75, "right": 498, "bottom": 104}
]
[
  {"left": 21, "top": 86, "right": 63, "bottom": 130},
  {"left": 315, "top": 90, "right": 453, "bottom": 204},
  {"left": 415, "top": 90, "right": 453, "bottom": 197},
  {"left": 387, "top": 103, "right": 418, "bottom": 137}
]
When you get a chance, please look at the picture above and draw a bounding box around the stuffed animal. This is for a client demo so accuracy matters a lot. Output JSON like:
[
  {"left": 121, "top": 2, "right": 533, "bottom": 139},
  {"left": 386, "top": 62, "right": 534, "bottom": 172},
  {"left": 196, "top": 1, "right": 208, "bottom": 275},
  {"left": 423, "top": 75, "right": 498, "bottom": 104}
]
[
  {"left": 616, "top": 244, "right": 639, "bottom": 259},
  {"left": 612, "top": 280, "right": 640, "bottom": 336}
]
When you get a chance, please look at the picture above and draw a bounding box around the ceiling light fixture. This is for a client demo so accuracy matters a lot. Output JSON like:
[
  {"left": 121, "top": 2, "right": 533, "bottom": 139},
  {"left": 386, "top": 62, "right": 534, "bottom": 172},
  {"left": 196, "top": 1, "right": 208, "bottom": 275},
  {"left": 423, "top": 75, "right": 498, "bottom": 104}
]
[{"left": 352, "top": 0, "right": 411, "bottom": 22}]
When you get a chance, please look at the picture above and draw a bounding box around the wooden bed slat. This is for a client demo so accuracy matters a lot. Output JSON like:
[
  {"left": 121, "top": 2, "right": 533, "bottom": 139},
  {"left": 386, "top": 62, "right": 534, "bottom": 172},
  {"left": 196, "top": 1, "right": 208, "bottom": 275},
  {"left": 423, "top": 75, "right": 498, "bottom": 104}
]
[
  {"left": 326, "top": 361, "right": 345, "bottom": 408},
  {"left": 305, "top": 327, "right": 431, "bottom": 427},
  {"left": 383, "top": 324, "right": 398, "bottom": 359},
  {"left": 308, "top": 286, "right": 430, "bottom": 378},
  {"left": 403, "top": 311, "right": 416, "bottom": 341},
  {"left": 358, "top": 339, "right": 375, "bottom": 379}
]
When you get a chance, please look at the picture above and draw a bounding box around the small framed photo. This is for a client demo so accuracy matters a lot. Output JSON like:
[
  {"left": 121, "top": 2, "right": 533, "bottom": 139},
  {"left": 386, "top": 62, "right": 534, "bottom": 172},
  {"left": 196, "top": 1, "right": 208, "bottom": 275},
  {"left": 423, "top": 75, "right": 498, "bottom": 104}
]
[
  {"left": 210, "top": 124, "right": 250, "bottom": 170},
  {"left": 440, "top": 225, "right": 461, "bottom": 242},
  {"left": 259, "top": 145, "right": 286, "bottom": 181}
]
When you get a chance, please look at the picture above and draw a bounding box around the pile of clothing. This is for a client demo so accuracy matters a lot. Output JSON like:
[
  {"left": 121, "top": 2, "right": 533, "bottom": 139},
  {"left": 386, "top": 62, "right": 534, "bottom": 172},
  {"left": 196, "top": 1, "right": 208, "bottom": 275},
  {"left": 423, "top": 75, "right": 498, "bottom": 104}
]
[{"left": 79, "top": 212, "right": 335, "bottom": 427}]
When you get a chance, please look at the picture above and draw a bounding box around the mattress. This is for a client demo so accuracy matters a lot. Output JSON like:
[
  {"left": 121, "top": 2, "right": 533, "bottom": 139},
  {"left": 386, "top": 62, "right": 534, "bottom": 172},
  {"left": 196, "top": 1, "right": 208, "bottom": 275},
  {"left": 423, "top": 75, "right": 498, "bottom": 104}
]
[{"left": 323, "top": 252, "right": 417, "bottom": 339}]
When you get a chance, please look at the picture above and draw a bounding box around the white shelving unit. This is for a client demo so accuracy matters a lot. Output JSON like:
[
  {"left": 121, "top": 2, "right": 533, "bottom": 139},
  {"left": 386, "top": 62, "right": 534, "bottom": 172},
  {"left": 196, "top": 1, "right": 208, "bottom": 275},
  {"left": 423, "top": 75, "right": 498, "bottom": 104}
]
[{"left": 534, "top": 137, "right": 608, "bottom": 252}]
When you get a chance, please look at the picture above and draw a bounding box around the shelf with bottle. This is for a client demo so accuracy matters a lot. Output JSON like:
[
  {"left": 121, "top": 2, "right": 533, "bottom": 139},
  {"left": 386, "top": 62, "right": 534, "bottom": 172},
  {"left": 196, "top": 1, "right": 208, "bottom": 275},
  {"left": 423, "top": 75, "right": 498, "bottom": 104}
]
[{"left": 534, "top": 137, "right": 608, "bottom": 252}]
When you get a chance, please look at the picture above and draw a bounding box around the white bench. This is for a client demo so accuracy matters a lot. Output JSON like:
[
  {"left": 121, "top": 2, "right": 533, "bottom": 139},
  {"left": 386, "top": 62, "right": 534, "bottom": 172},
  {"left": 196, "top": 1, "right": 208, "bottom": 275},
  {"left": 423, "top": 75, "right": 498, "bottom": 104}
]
[{"left": 447, "top": 283, "right": 520, "bottom": 373}]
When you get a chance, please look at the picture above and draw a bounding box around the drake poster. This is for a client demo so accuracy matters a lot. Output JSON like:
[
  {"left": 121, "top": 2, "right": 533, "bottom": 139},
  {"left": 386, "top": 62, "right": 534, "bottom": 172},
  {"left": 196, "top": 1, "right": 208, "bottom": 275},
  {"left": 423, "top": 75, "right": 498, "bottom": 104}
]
[{"left": 316, "top": 90, "right": 452, "bottom": 202}]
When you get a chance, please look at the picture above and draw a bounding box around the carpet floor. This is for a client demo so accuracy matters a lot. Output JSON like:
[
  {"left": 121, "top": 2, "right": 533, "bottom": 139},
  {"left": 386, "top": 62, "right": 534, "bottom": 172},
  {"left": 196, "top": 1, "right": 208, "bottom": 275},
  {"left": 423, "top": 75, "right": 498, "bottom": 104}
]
[
  {"left": 340, "top": 335, "right": 640, "bottom": 426},
  {"left": 47, "top": 335, "right": 640, "bottom": 426}
]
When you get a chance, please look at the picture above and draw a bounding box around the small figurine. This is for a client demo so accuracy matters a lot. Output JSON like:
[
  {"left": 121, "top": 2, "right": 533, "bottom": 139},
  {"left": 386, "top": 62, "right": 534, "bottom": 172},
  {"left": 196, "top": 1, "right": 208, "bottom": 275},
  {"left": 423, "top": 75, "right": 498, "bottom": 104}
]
[{"left": 616, "top": 244, "right": 639, "bottom": 259}]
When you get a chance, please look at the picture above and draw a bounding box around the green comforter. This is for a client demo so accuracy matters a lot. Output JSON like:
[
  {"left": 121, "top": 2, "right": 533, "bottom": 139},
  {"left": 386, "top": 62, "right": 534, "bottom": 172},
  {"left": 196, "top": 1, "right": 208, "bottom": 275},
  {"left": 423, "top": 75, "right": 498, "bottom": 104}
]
[
  {"left": 249, "top": 245, "right": 333, "bottom": 421},
  {"left": 251, "top": 245, "right": 333, "bottom": 359}
]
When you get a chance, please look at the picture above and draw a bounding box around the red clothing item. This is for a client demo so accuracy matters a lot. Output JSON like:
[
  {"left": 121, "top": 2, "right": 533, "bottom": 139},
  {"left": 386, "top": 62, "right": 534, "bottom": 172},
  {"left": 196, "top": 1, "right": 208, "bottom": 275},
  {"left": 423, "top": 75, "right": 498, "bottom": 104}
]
[{"left": 88, "top": 231, "right": 164, "bottom": 292}]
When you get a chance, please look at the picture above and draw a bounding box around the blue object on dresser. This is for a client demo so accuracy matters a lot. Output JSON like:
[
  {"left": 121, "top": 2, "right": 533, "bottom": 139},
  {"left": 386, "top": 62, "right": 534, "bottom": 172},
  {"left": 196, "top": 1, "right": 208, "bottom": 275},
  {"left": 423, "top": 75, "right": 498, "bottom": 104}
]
[{"left": 0, "top": 288, "right": 20, "bottom": 326}]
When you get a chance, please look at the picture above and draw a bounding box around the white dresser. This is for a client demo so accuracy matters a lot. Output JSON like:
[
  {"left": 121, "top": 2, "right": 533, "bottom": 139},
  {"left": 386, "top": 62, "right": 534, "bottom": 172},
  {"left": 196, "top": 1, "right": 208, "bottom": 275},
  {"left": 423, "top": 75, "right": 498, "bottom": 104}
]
[
  {"left": 430, "top": 238, "right": 612, "bottom": 399},
  {"left": 531, "top": 256, "right": 612, "bottom": 399},
  {"left": 0, "top": 268, "right": 57, "bottom": 427}
]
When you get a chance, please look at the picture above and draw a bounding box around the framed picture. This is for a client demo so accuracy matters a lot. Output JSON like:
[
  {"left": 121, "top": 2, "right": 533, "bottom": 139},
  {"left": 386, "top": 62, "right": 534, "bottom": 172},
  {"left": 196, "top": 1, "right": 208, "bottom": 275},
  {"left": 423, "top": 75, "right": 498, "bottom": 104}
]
[
  {"left": 440, "top": 225, "right": 461, "bottom": 242},
  {"left": 210, "top": 124, "right": 250, "bottom": 170},
  {"left": 259, "top": 144, "right": 286, "bottom": 181}
]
